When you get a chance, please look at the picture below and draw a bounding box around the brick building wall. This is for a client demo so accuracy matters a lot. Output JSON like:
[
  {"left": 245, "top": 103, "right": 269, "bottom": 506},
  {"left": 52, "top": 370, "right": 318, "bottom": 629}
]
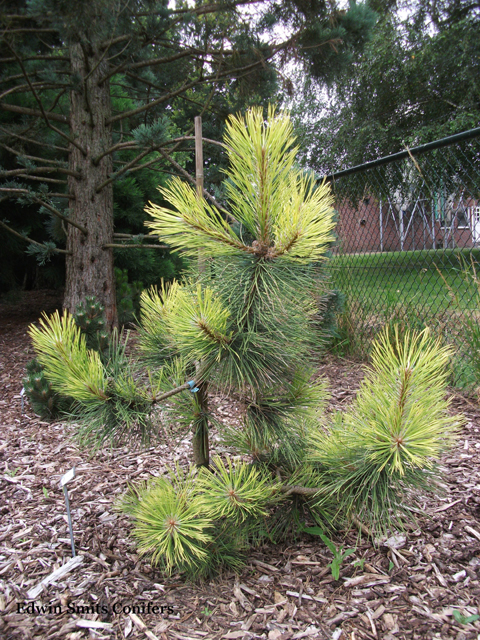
[{"left": 334, "top": 196, "right": 477, "bottom": 254}]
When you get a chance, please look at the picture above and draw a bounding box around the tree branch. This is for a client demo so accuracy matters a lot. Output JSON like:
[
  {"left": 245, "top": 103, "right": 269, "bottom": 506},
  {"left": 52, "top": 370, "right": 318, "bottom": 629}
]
[
  {"left": 113, "top": 233, "right": 166, "bottom": 241},
  {"left": 102, "top": 243, "right": 169, "bottom": 249},
  {"left": 0, "top": 188, "right": 87, "bottom": 234},
  {"left": 0, "top": 28, "right": 58, "bottom": 34},
  {"left": 93, "top": 135, "right": 227, "bottom": 166},
  {"left": 0, "top": 126, "right": 69, "bottom": 152},
  {"left": 95, "top": 147, "right": 155, "bottom": 192},
  {"left": 35, "top": 199, "right": 87, "bottom": 235},
  {"left": 0, "top": 101, "right": 68, "bottom": 123},
  {"left": 1, "top": 166, "right": 82, "bottom": 179},
  {"left": 122, "top": 153, "right": 167, "bottom": 175},
  {"left": 137, "top": 0, "right": 261, "bottom": 18},
  {"left": 3, "top": 41, "right": 86, "bottom": 154},
  {"left": 0, "top": 142, "right": 67, "bottom": 166},
  {"left": 158, "top": 148, "right": 231, "bottom": 216},
  {"left": 106, "top": 77, "right": 198, "bottom": 125},
  {"left": 0, "top": 55, "right": 67, "bottom": 63},
  {"left": 0, "top": 187, "right": 73, "bottom": 199},
  {"left": 0, "top": 218, "right": 72, "bottom": 255},
  {"left": 152, "top": 381, "right": 197, "bottom": 403},
  {"left": 0, "top": 82, "right": 66, "bottom": 101},
  {"left": 102, "top": 48, "right": 203, "bottom": 83},
  {"left": 99, "top": 34, "right": 132, "bottom": 49},
  {"left": 280, "top": 484, "right": 319, "bottom": 497},
  {"left": 92, "top": 141, "right": 137, "bottom": 165},
  {"left": 107, "top": 44, "right": 282, "bottom": 126},
  {"left": 9, "top": 174, "right": 67, "bottom": 184}
]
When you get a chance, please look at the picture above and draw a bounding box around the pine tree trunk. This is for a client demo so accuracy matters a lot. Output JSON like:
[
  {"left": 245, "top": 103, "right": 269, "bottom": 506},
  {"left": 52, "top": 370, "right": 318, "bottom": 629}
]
[
  {"left": 193, "top": 382, "right": 210, "bottom": 467},
  {"left": 64, "top": 41, "right": 117, "bottom": 329}
]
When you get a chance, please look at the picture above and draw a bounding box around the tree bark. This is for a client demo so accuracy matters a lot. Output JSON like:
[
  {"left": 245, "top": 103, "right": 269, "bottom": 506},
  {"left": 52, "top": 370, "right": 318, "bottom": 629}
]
[
  {"left": 65, "top": 41, "right": 117, "bottom": 329},
  {"left": 192, "top": 382, "right": 210, "bottom": 467}
]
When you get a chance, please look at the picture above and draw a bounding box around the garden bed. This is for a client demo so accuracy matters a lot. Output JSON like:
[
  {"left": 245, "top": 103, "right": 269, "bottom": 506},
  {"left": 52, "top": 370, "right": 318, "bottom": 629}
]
[{"left": 1, "top": 291, "right": 480, "bottom": 640}]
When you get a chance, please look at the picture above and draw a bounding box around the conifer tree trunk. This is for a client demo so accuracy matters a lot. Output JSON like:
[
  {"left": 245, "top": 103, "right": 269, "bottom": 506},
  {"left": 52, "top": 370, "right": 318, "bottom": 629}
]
[
  {"left": 65, "top": 41, "right": 117, "bottom": 329},
  {"left": 193, "top": 382, "right": 210, "bottom": 467}
]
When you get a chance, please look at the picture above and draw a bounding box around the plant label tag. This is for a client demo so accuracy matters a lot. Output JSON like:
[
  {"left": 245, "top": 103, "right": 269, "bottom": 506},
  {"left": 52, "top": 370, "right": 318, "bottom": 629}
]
[
  {"left": 60, "top": 467, "right": 76, "bottom": 487},
  {"left": 20, "top": 387, "right": 25, "bottom": 414}
]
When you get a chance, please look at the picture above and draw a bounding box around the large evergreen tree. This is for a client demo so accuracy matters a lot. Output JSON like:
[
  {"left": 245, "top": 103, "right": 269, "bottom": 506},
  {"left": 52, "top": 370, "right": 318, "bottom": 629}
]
[
  {"left": 293, "top": 0, "right": 480, "bottom": 174},
  {"left": 0, "top": 0, "right": 376, "bottom": 325}
]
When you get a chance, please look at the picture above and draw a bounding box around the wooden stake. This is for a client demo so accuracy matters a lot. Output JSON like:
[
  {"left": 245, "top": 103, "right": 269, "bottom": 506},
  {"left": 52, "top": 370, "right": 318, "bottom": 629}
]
[
  {"left": 193, "top": 115, "right": 209, "bottom": 467},
  {"left": 195, "top": 115, "right": 204, "bottom": 199},
  {"left": 195, "top": 115, "right": 205, "bottom": 275}
]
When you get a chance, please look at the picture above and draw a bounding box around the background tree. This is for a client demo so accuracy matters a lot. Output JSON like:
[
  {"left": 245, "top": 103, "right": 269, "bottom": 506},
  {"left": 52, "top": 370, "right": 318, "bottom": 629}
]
[
  {"left": 293, "top": 0, "right": 480, "bottom": 174},
  {"left": 0, "top": 0, "right": 377, "bottom": 326}
]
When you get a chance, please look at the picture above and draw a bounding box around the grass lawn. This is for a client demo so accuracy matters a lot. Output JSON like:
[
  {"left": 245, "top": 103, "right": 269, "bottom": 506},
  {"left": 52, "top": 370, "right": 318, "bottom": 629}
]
[{"left": 328, "top": 248, "right": 480, "bottom": 315}]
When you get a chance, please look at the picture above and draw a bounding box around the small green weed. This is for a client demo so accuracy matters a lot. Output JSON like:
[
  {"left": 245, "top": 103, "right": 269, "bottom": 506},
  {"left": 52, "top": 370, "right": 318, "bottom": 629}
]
[
  {"left": 452, "top": 609, "right": 480, "bottom": 625},
  {"left": 202, "top": 606, "right": 213, "bottom": 617},
  {"left": 42, "top": 487, "right": 49, "bottom": 499},
  {"left": 304, "top": 526, "right": 355, "bottom": 580},
  {"left": 353, "top": 558, "right": 365, "bottom": 570}
]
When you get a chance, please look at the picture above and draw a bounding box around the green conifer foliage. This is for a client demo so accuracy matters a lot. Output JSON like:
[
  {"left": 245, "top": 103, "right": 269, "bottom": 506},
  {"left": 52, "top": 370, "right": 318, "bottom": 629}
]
[
  {"left": 74, "top": 296, "right": 110, "bottom": 352},
  {"left": 22, "top": 358, "right": 72, "bottom": 419},
  {"left": 24, "top": 296, "right": 109, "bottom": 417},
  {"left": 115, "top": 268, "right": 143, "bottom": 326},
  {"left": 28, "top": 107, "right": 463, "bottom": 576}
]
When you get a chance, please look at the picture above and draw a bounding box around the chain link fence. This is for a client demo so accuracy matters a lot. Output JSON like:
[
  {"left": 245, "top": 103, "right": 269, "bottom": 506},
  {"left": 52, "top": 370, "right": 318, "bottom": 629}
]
[{"left": 324, "top": 127, "right": 480, "bottom": 383}]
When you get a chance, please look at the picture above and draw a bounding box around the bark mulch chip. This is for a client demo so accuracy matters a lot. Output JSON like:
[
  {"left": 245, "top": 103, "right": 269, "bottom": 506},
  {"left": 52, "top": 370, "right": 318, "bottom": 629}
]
[{"left": 1, "top": 291, "right": 480, "bottom": 640}]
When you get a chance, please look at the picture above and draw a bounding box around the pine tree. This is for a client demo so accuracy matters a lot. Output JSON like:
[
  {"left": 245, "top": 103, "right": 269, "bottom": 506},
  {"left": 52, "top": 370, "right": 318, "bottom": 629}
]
[
  {"left": 0, "top": 0, "right": 377, "bottom": 323},
  {"left": 28, "top": 107, "right": 462, "bottom": 577}
]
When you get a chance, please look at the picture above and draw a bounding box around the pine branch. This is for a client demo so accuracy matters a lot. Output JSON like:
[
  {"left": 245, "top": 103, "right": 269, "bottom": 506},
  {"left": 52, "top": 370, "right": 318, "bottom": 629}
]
[
  {"left": 157, "top": 148, "right": 231, "bottom": 218},
  {"left": 92, "top": 135, "right": 226, "bottom": 167},
  {"left": 0, "top": 188, "right": 85, "bottom": 233},
  {"left": 122, "top": 154, "right": 167, "bottom": 174},
  {"left": 107, "top": 78, "right": 195, "bottom": 125},
  {"left": 0, "top": 28, "right": 58, "bottom": 34},
  {"left": 0, "top": 70, "right": 71, "bottom": 85},
  {"left": 98, "top": 34, "right": 132, "bottom": 49},
  {"left": 153, "top": 381, "right": 197, "bottom": 403},
  {"left": 1, "top": 14, "right": 42, "bottom": 20},
  {"left": 95, "top": 147, "right": 155, "bottom": 192},
  {"left": 1, "top": 166, "right": 82, "bottom": 179},
  {"left": 137, "top": 0, "right": 262, "bottom": 18},
  {"left": 164, "top": 135, "right": 230, "bottom": 153},
  {"left": 102, "top": 48, "right": 205, "bottom": 83},
  {"left": 0, "top": 218, "right": 72, "bottom": 255},
  {"left": 37, "top": 199, "right": 87, "bottom": 235},
  {"left": 92, "top": 141, "right": 137, "bottom": 165},
  {"left": 0, "top": 55, "right": 67, "bottom": 63},
  {"left": 0, "top": 102, "right": 68, "bottom": 123},
  {"left": 108, "top": 47, "right": 286, "bottom": 127},
  {"left": 0, "top": 82, "right": 66, "bottom": 101},
  {"left": 0, "top": 142, "right": 66, "bottom": 166},
  {"left": 280, "top": 484, "right": 318, "bottom": 497},
  {"left": 0, "top": 126, "right": 69, "bottom": 152},
  {"left": 0, "top": 187, "right": 73, "bottom": 199},
  {"left": 103, "top": 243, "right": 168, "bottom": 249},
  {"left": 3, "top": 41, "right": 86, "bottom": 154},
  {"left": 9, "top": 174, "right": 67, "bottom": 184}
]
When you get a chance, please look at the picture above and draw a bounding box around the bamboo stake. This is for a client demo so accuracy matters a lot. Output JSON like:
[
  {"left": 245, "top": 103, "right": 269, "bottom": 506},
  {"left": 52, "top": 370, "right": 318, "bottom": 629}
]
[
  {"left": 193, "top": 115, "right": 209, "bottom": 467},
  {"left": 195, "top": 115, "right": 205, "bottom": 274}
]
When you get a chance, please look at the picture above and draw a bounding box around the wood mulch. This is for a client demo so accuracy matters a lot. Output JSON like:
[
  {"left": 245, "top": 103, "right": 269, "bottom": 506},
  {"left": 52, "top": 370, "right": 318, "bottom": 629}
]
[{"left": 1, "top": 291, "right": 480, "bottom": 640}]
